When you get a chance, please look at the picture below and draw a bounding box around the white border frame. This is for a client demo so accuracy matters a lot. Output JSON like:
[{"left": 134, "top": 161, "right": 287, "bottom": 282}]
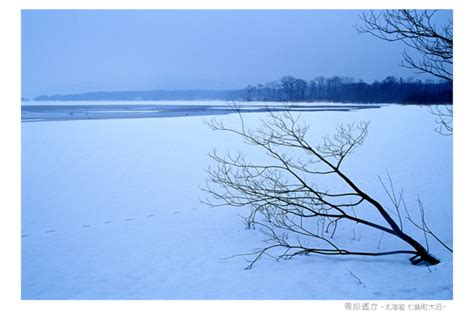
[{"left": 2, "top": 1, "right": 470, "bottom": 315}]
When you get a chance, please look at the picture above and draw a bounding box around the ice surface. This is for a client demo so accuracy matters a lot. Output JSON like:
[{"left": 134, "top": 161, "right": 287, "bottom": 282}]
[
  {"left": 21, "top": 105, "right": 452, "bottom": 299},
  {"left": 21, "top": 100, "right": 397, "bottom": 107},
  {"left": 21, "top": 101, "right": 383, "bottom": 122}
]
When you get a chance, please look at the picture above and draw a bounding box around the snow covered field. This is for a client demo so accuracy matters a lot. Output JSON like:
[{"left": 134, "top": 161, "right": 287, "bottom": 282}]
[{"left": 21, "top": 104, "right": 452, "bottom": 300}]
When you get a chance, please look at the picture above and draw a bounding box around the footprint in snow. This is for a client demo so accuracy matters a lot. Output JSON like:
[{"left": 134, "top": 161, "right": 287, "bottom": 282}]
[
  {"left": 81, "top": 225, "right": 91, "bottom": 228},
  {"left": 45, "top": 230, "right": 56, "bottom": 233},
  {"left": 146, "top": 214, "right": 155, "bottom": 217},
  {"left": 104, "top": 221, "right": 112, "bottom": 224},
  {"left": 125, "top": 218, "right": 134, "bottom": 221}
]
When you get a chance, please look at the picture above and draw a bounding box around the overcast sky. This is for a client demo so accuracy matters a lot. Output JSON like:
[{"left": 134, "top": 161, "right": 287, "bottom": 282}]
[{"left": 22, "top": 10, "right": 452, "bottom": 97}]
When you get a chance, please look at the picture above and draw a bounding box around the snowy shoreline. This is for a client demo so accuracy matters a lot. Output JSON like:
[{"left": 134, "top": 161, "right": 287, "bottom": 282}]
[{"left": 21, "top": 100, "right": 400, "bottom": 107}]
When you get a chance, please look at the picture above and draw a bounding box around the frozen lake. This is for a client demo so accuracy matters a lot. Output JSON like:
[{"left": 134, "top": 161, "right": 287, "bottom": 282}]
[
  {"left": 21, "top": 103, "right": 453, "bottom": 299},
  {"left": 21, "top": 100, "right": 383, "bottom": 122}
]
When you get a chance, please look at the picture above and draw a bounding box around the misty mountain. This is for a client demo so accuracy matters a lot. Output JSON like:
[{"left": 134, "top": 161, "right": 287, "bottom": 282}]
[{"left": 35, "top": 89, "right": 245, "bottom": 101}]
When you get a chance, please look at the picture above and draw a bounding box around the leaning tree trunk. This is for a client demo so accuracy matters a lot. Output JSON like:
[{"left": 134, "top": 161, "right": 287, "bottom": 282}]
[
  {"left": 335, "top": 169, "right": 440, "bottom": 265},
  {"left": 204, "top": 112, "right": 447, "bottom": 268}
]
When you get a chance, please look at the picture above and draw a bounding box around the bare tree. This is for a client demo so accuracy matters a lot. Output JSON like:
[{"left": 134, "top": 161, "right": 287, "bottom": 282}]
[
  {"left": 357, "top": 10, "right": 453, "bottom": 135},
  {"left": 357, "top": 10, "right": 452, "bottom": 83},
  {"left": 429, "top": 104, "right": 453, "bottom": 135},
  {"left": 203, "top": 112, "right": 446, "bottom": 269}
]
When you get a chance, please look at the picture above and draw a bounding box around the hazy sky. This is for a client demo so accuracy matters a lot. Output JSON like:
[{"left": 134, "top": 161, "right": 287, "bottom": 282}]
[{"left": 22, "top": 10, "right": 452, "bottom": 97}]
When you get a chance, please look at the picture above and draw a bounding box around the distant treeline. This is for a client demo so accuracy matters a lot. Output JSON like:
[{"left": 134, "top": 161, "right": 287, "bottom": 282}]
[
  {"left": 33, "top": 75, "right": 452, "bottom": 104},
  {"left": 244, "top": 76, "right": 452, "bottom": 104}
]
